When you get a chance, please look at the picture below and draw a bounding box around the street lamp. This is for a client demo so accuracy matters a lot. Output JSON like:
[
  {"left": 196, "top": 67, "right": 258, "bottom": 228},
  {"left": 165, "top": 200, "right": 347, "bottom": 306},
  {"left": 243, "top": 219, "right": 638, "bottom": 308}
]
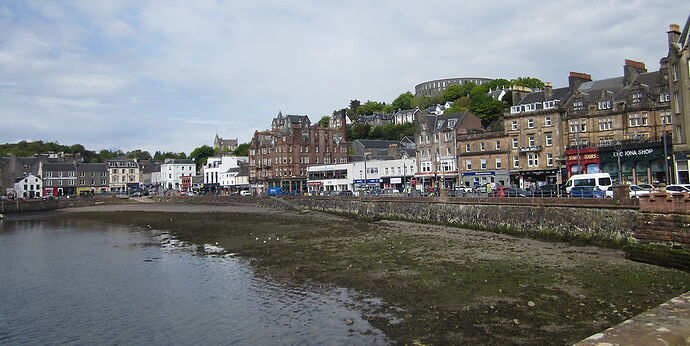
[
  {"left": 614, "top": 141, "right": 623, "bottom": 184},
  {"left": 662, "top": 120, "right": 670, "bottom": 184}
]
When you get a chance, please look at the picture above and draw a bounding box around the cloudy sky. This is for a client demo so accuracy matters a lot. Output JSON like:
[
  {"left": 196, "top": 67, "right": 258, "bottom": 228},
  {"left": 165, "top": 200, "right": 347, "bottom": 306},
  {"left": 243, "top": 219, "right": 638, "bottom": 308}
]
[{"left": 1, "top": 1, "right": 688, "bottom": 154}]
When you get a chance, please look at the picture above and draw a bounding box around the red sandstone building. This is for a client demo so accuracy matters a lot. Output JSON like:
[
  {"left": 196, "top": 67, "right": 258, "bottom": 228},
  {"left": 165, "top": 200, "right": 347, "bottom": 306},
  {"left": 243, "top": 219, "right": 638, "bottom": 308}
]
[{"left": 248, "top": 111, "right": 349, "bottom": 193}]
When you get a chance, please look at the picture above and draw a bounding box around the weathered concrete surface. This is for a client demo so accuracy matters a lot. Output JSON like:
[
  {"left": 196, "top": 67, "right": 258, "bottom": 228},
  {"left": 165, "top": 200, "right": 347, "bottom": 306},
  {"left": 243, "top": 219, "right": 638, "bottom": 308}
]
[{"left": 575, "top": 291, "right": 690, "bottom": 346}]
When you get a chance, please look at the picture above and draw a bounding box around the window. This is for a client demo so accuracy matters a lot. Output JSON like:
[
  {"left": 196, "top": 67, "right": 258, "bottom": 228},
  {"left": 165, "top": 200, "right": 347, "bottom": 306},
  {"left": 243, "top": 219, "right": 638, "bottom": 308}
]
[
  {"left": 434, "top": 134, "right": 439, "bottom": 142},
  {"left": 480, "top": 142, "right": 486, "bottom": 151},
  {"left": 598, "top": 117, "right": 613, "bottom": 131},
  {"left": 527, "top": 118, "right": 534, "bottom": 128},
  {"left": 629, "top": 113, "right": 641, "bottom": 127},
  {"left": 525, "top": 103, "right": 536, "bottom": 112},
  {"left": 465, "top": 160, "right": 472, "bottom": 170},
  {"left": 446, "top": 147, "right": 452, "bottom": 156},
  {"left": 543, "top": 101, "right": 555, "bottom": 109},
  {"left": 511, "top": 138, "right": 518, "bottom": 149},
  {"left": 599, "top": 137, "right": 614, "bottom": 146},
  {"left": 444, "top": 132, "right": 452, "bottom": 141},
  {"left": 546, "top": 153, "right": 554, "bottom": 167},
  {"left": 511, "top": 121, "right": 518, "bottom": 130},
  {"left": 573, "top": 100, "right": 584, "bottom": 111},
  {"left": 495, "top": 141, "right": 501, "bottom": 150},
  {"left": 513, "top": 155, "right": 520, "bottom": 168},
  {"left": 527, "top": 153, "right": 539, "bottom": 167},
  {"left": 661, "top": 111, "right": 672, "bottom": 125},
  {"left": 672, "top": 63, "right": 679, "bottom": 81},
  {"left": 632, "top": 92, "right": 643, "bottom": 103},
  {"left": 480, "top": 159, "right": 487, "bottom": 169},
  {"left": 419, "top": 136, "right": 423, "bottom": 144},
  {"left": 511, "top": 105, "right": 521, "bottom": 114},
  {"left": 544, "top": 116, "right": 552, "bottom": 126},
  {"left": 545, "top": 134, "right": 552, "bottom": 146},
  {"left": 495, "top": 158, "right": 502, "bottom": 169},
  {"left": 660, "top": 93, "right": 670, "bottom": 102},
  {"left": 598, "top": 100, "right": 611, "bottom": 110},
  {"left": 528, "top": 136, "right": 535, "bottom": 147},
  {"left": 674, "top": 92, "right": 681, "bottom": 114},
  {"left": 465, "top": 144, "right": 471, "bottom": 152}
]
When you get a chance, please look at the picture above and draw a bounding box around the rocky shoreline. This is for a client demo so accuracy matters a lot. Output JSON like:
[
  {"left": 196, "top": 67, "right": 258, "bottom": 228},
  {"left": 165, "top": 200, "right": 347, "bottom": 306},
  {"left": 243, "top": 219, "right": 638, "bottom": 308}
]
[{"left": 55, "top": 204, "right": 690, "bottom": 345}]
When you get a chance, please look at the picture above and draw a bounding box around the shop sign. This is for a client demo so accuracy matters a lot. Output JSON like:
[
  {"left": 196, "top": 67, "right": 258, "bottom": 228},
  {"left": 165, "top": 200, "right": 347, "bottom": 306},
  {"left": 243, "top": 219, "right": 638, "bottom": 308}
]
[
  {"left": 612, "top": 148, "right": 657, "bottom": 158},
  {"left": 462, "top": 171, "right": 496, "bottom": 176},
  {"left": 519, "top": 146, "right": 541, "bottom": 153},
  {"left": 306, "top": 181, "right": 322, "bottom": 186},
  {"left": 567, "top": 153, "right": 598, "bottom": 161},
  {"left": 674, "top": 152, "right": 690, "bottom": 160},
  {"left": 390, "top": 177, "right": 402, "bottom": 184},
  {"left": 353, "top": 179, "right": 381, "bottom": 184}
]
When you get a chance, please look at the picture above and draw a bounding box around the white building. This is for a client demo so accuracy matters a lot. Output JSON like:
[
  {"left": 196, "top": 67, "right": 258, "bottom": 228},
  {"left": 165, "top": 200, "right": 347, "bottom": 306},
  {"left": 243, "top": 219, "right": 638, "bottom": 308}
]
[
  {"left": 204, "top": 156, "right": 248, "bottom": 185},
  {"left": 306, "top": 158, "right": 417, "bottom": 192},
  {"left": 219, "top": 165, "right": 250, "bottom": 189},
  {"left": 13, "top": 174, "right": 42, "bottom": 198},
  {"left": 160, "top": 159, "right": 196, "bottom": 190},
  {"left": 394, "top": 108, "right": 421, "bottom": 125}
]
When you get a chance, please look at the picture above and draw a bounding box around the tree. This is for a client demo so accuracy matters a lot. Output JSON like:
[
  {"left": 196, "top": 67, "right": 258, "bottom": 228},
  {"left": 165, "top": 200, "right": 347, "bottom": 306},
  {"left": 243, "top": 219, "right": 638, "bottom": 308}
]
[
  {"left": 317, "top": 116, "right": 330, "bottom": 127},
  {"left": 391, "top": 92, "right": 414, "bottom": 111},
  {"left": 511, "top": 77, "right": 545, "bottom": 90},
  {"left": 349, "top": 100, "right": 361, "bottom": 113},
  {"left": 233, "top": 143, "right": 249, "bottom": 156},
  {"left": 358, "top": 100, "right": 387, "bottom": 115},
  {"left": 126, "top": 149, "right": 152, "bottom": 160},
  {"left": 440, "top": 85, "right": 466, "bottom": 103},
  {"left": 348, "top": 123, "right": 371, "bottom": 140},
  {"left": 189, "top": 145, "right": 216, "bottom": 169},
  {"left": 413, "top": 95, "right": 441, "bottom": 110}
]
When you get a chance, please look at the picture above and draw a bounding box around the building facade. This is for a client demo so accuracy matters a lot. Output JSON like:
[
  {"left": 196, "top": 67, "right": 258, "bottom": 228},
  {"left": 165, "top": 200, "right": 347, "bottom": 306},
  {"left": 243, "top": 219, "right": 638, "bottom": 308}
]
[
  {"left": 107, "top": 159, "right": 141, "bottom": 193},
  {"left": 667, "top": 19, "right": 690, "bottom": 184},
  {"left": 13, "top": 174, "right": 42, "bottom": 199},
  {"left": 159, "top": 159, "right": 196, "bottom": 191},
  {"left": 415, "top": 111, "right": 483, "bottom": 189},
  {"left": 213, "top": 135, "right": 238, "bottom": 152},
  {"left": 41, "top": 163, "right": 109, "bottom": 197},
  {"left": 456, "top": 131, "right": 510, "bottom": 188},
  {"left": 249, "top": 111, "right": 349, "bottom": 193},
  {"left": 306, "top": 157, "right": 417, "bottom": 193}
]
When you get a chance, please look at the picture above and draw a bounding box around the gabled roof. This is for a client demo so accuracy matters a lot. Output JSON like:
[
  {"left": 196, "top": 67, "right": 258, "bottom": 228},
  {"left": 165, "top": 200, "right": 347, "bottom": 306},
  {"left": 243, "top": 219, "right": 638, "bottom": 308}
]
[
  {"left": 164, "top": 159, "right": 194, "bottom": 165},
  {"left": 680, "top": 14, "right": 690, "bottom": 49},
  {"left": 42, "top": 163, "right": 77, "bottom": 171},
  {"left": 354, "top": 139, "right": 401, "bottom": 148}
]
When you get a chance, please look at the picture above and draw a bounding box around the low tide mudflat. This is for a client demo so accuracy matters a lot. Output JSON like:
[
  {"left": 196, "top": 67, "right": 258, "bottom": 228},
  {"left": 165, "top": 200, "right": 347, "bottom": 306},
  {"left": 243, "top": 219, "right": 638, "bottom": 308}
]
[{"left": 56, "top": 204, "right": 690, "bottom": 345}]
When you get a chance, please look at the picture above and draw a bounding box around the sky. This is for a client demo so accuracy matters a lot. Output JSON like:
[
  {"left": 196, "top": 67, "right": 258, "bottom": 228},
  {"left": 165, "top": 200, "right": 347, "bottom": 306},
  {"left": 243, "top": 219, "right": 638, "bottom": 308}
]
[{"left": 1, "top": 1, "right": 688, "bottom": 154}]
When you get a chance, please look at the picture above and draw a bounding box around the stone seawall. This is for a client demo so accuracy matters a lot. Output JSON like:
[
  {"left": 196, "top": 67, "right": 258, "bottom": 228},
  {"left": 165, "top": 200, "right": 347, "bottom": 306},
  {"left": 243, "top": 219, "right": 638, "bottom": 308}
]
[
  {"left": 1, "top": 198, "right": 125, "bottom": 214},
  {"left": 256, "top": 197, "right": 639, "bottom": 246}
]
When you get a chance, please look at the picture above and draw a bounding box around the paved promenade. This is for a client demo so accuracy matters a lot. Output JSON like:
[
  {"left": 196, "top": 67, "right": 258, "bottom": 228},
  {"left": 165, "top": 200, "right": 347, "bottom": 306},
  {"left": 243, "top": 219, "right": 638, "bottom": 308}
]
[{"left": 576, "top": 291, "right": 690, "bottom": 346}]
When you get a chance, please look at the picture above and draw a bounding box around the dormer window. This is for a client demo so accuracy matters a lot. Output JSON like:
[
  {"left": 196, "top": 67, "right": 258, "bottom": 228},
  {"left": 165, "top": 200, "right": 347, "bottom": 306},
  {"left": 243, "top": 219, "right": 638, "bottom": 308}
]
[
  {"left": 598, "top": 100, "right": 611, "bottom": 110},
  {"left": 659, "top": 93, "right": 670, "bottom": 102},
  {"left": 525, "top": 103, "right": 536, "bottom": 112},
  {"left": 436, "top": 121, "right": 443, "bottom": 129},
  {"left": 543, "top": 101, "right": 555, "bottom": 109},
  {"left": 632, "top": 92, "right": 643, "bottom": 103},
  {"left": 510, "top": 105, "right": 521, "bottom": 114},
  {"left": 573, "top": 100, "right": 584, "bottom": 111}
]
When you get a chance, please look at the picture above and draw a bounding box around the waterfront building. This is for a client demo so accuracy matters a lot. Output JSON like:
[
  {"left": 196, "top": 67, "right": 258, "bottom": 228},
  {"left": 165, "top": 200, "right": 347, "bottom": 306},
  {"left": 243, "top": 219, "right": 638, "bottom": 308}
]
[
  {"left": 667, "top": 18, "right": 690, "bottom": 184},
  {"left": 456, "top": 131, "right": 511, "bottom": 188},
  {"left": 203, "top": 156, "right": 247, "bottom": 191},
  {"left": 213, "top": 135, "right": 238, "bottom": 152},
  {"left": 13, "top": 174, "right": 42, "bottom": 199},
  {"left": 159, "top": 159, "right": 196, "bottom": 191},
  {"left": 415, "top": 111, "right": 483, "bottom": 189},
  {"left": 219, "top": 164, "right": 250, "bottom": 191},
  {"left": 505, "top": 83, "right": 570, "bottom": 187},
  {"left": 107, "top": 158, "right": 141, "bottom": 193},
  {"left": 306, "top": 157, "right": 417, "bottom": 193},
  {"left": 249, "top": 111, "right": 349, "bottom": 193},
  {"left": 41, "top": 162, "right": 109, "bottom": 196}
]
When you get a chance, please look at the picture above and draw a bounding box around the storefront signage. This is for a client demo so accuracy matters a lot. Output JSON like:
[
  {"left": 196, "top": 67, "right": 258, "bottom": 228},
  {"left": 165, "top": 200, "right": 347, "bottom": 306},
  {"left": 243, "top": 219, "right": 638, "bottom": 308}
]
[
  {"left": 519, "top": 146, "right": 541, "bottom": 153},
  {"left": 612, "top": 148, "right": 656, "bottom": 158},
  {"left": 567, "top": 153, "right": 598, "bottom": 161},
  {"left": 353, "top": 179, "right": 381, "bottom": 184},
  {"left": 306, "top": 181, "right": 322, "bottom": 186},
  {"left": 462, "top": 171, "right": 496, "bottom": 176},
  {"left": 390, "top": 178, "right": 402, "bottom": 184}
]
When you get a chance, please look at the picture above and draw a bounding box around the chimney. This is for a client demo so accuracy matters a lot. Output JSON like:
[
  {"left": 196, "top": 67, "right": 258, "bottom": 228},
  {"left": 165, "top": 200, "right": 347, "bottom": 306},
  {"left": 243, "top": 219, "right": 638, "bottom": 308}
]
[
  {"left": 668, "top": 23, "right": 681, "bottom": 47},
  {"left": 544, "top": 82, "right": 553, "bottom": 100},
  {"left": 623, "top": 59, "right": 647, "bottom": 86},
  {"left": 659, "top": 57, "right": 669, "bottom": 76},
  {"left": 511, "top": 85, "right": 532, "bottom": 105},
  {"left": 568, "top": 72, "right": 592, "bottom": 90}
]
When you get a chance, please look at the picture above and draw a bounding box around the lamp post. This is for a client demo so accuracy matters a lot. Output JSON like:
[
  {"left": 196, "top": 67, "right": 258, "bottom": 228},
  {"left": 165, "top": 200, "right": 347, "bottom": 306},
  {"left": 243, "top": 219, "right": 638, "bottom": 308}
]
[
  {"left": 662, "top": 120, "right": 670, "bottom": 184},
  {"left": 614, "top": 141, "right": 623, "bottom": 184}
]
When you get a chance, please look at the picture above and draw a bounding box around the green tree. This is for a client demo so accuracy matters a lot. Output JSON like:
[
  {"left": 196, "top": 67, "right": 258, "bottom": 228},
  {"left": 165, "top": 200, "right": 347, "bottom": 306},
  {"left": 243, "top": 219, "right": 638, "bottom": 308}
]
[
  {"left": 189, "top": 145, "right": 216, "bottom": 169},
  {"left": 358, "top": 100, "right": 387, "bottom": 115},
  {"left": 511, "top": 77, "right": 545, "bottom": 90},
  {"left": 440, "top": 84, "right": 467, "bottom": 103},
  {"left": 233, "top": 143, "right": 249, "bottom": 156},
  {"left": 317, "top": 116, "right": 330, "bottom": 127},
  {"left": 413, "top": 95, "right": 441, "bottom": 110},
  {"left": 391, "top": 92, "right": 414, "bottom": 111},
  {"left": 126, "top": 149, "right": 152, "bottom": 160},
  {"left": 348, "top": 123, "right": 372, "bottom": 140}
]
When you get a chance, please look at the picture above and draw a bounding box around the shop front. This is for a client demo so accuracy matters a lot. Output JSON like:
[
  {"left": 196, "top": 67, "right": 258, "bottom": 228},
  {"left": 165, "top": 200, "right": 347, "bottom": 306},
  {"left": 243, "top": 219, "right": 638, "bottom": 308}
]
[
  {"left": 512, "top": 169, "right": 561, "bottom": 189},
  {"left": 460, "top": 171, "right": 509, "bottom": 188},
  {"left": 566, "top": 147, "right": 601, "bottom": 177},
  {"left": 599, "top": 142, "right": 670, "bottom": 185}
]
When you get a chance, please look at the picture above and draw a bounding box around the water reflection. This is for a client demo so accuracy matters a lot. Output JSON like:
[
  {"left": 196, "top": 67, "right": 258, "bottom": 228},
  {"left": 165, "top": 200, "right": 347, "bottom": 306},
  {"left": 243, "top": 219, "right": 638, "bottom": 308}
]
[{"left": 0, "top": 220, "right": 388, "bottom": 345}]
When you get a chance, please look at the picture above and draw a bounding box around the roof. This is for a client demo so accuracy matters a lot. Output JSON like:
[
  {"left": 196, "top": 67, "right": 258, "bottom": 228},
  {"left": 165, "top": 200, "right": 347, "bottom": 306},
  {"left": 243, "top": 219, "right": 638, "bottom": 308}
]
[
  {"left": 164, "top": 159, "right": 194, "bottom": 165},
  {"left": 680, "top": 14, "right": 690, "bottom": 48},
  {"left": 77, "top": 163, "right": 107, "bottom": 172},
  {"left": 42, "top": 163, "right": 76, "bottom": 171},
  {"left": 354, "top": 139, "right": 402, "bottom": 148},
  {"left": 517, "top": 86, "right": 571, "bottom": 105}
]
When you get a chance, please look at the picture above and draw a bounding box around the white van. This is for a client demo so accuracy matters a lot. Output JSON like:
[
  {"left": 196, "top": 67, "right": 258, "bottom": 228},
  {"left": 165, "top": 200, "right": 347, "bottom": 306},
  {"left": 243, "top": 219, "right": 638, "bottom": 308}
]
[{"left": 564, "top": 173, "right": 613, "bottom": 193}]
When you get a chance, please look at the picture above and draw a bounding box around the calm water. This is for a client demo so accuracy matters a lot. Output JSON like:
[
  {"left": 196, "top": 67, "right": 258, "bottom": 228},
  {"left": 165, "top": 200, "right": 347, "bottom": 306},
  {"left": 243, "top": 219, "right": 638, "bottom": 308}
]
[{"left": 0, "top": 219, "right": 388, "bottom": 345}]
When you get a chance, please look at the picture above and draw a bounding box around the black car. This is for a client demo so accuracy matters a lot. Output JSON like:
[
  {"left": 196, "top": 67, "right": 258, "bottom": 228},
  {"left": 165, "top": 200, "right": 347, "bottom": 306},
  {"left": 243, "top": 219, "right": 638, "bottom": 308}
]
[{"left": 529, "top": 184, "right": 562, "bottom": 197}]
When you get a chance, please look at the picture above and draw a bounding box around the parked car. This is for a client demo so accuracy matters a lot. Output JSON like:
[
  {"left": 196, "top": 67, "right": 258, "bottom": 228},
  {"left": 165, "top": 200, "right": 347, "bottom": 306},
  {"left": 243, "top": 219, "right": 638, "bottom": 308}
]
[
  {"left": 381, "top": 188, "right": 400, "bottom": 196},
  {"left": 604, "top": 185, "right": 651, "bottom": 198},
  {"left": 340, "top": 190, "right": 353, "bottom": 196},
  {"left": 568, "top": 186, "right": 606, "bottom": 198},
  {"left": 240, "top": 190, "right": 252, "bottom": 196},
  {"left": 636, "top": 184, "right": 657, "bottom": 192},
  {"left": 492, "top": 187, "right": 529, "bottom": 197},
  {"left": 564, "top": 173, "right": 612, "bottom": 193},
  {"left": 529, "top": 184, "right": 562, "bottom": 197},
  {"left": 665, "top": 184, "right": 690, "bottom": 195}
]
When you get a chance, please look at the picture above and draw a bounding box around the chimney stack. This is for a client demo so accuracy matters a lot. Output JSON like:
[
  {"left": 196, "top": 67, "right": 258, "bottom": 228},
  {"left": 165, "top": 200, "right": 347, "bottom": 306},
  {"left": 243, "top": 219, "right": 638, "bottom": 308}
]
[
  {"left": 568, "top": 72, "right": 592, "bottom": 90},
  {"left": 668, "top": 23, "right": 681, "bottom": 47},
  {"left": 544, "top": 82, "right": 553, "bottom": 100},
  {"left": 623, "top": 59, "right": 647, "bottom": 86}
]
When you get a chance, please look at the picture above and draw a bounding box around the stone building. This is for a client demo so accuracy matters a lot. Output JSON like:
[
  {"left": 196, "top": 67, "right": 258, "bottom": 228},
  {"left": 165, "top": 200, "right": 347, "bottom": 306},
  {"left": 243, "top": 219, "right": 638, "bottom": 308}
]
[
  {"left": 213, "top": 135, "right": 238, "bottom": 152},
  {"left": 107, "top": 158, "right": 140, "bottom": 193},
  {"left": 505, "top": 83, "right": 570, "bottom": 187},
  {"left": 248, "top": 111, "right": 349, "bottom": 193},
  {"left": 415, "top": 111, "right": 482, "bottom": 189},
  {"left": 667, "top": 18, "right": 690, "bottom": 184},
  {"left": 456, "top": 130, "right": 511, "bottom": 188},
  {"left": 414, "top": 77, "right": 492, "bottom": 97},
  {"left": 41, "top": 162, "right": 109, "bottom": 197}
]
